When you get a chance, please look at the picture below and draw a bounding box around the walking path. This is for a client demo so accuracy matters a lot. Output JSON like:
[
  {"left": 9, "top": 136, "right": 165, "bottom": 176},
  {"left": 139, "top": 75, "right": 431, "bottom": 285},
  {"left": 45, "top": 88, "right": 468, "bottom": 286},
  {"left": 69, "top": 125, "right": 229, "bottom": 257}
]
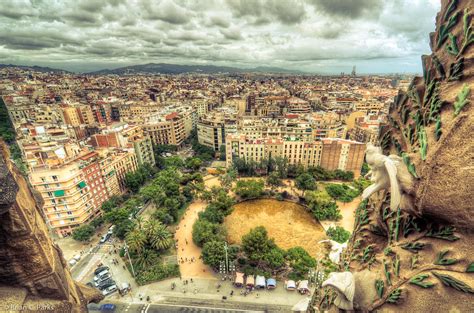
[{"left": 175, "top": 200, "right": 215, "bottom": 279}]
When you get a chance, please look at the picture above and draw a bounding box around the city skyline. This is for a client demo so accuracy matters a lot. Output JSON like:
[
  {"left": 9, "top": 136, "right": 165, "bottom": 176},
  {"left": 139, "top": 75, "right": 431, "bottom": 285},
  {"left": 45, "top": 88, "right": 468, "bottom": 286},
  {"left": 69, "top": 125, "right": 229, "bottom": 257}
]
[{"left": 1, "top": 0, "right": 440, "bottom": 74}]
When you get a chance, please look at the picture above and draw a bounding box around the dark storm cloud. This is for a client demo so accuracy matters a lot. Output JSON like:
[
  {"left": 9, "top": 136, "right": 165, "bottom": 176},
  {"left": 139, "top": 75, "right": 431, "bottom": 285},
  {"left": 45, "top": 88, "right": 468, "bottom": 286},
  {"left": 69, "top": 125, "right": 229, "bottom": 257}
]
[
  {"left": 308, "top": 0, "right": 383, "bottom": 19},
  {"left": 0, "top": 0, "right": 440, "bottom": 73},
  {"left": 142, "top": 0, "right": 191, "bottom": 24},
  {"left": 226, "top": 0, "right": 306, "bottom": 25}
]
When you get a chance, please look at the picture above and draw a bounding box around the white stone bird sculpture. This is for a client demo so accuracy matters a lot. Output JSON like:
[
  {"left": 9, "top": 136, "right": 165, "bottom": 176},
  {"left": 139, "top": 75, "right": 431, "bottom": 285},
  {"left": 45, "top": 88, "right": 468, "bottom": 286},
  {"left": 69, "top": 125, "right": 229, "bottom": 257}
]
[{"left": 362, "top": 143, "right": 412, "bottom": 211}]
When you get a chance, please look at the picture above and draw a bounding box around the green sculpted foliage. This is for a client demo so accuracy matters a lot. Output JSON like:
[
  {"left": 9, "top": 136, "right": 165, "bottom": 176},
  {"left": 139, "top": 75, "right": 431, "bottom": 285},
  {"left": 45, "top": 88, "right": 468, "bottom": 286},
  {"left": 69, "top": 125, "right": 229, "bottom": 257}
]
[
  {"left": 426, "top": 225, "right": 460, "bottom": 241},
  {"left": 432, "top": 55, "right": 446, "bottom": 79},
  {"left": 409, "top": 274, "right": 435, "bottom": 288},
  {"left": 453, "top": 84, "right": 470, "bottom": 116},
  {"left": 375, "top": 279, "right": 384, "bottom": 298},
  {"left": 446, "top": 33, "right": 460, "bottom": 55},
  {"left": 433, "top": 272, "right": 474, "bottom": 293},
  {"left": 437, "top": 11, "right": 459, "bottom": 49},
  {"left": 401, "top": 242, "right": 426, "bottom": 253},
  {"left": 443, "top": 0, "right": 458, "bottom": 22},
  {"left": 418, "top": 127, "right": 428, "bottom": 161},
  {"left": 449, "top": 57, "right": 464, "bottom": 81},
  {"left": 387, "top": 288, "right": 402, "bottom": 304},
  {"left": 435, "top": 116, "right": 442, "bottom": 141},
  {"left": 459, "top": 8, "right": 474, "bottom": 55},
  {"left": 383, "top": 260, "right": 392, "bottom": 286},
  {"left": 466, "top": 262, "right": 474, "bottom": 272},
  {"left": 434, "top": 250, "right": 458, "bottom": 266},
  {"left": 401, "top": 153, "right": 418, "bottom": 178}
]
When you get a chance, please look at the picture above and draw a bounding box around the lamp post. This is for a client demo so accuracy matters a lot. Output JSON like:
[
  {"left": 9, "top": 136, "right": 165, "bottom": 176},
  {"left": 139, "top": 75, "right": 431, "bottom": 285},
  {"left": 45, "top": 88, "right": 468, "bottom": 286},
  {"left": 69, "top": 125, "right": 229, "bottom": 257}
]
[{"left": 124, "top": 242, "right": 136, "bottom": 277}]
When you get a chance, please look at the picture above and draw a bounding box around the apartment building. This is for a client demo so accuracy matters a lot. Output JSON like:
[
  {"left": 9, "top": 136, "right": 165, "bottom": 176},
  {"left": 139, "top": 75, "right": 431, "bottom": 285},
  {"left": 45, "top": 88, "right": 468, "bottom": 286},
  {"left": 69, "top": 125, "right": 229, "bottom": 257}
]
[
  {"left": 62, "top": 107, "right": 82, "bottom": 126},
  {"left": 226, "top": 134, "right": 364, "bottom": 177},
  {"left": 29, "top": 160, "right": 97, "bottom": 237},
  {"left": 320, "top": 138, "right": 365, "bottom": 176},
  {"left": 197, "top": 109, "right": 238, "bottom": 150},
  {"left": 143, "top": 112, "right": 186, "bottom": 146}
]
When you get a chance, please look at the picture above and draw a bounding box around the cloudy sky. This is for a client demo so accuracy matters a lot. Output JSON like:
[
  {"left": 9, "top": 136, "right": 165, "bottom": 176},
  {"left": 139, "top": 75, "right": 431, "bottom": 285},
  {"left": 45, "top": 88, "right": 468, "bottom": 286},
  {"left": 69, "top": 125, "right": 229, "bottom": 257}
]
[{"left": 0, "top": 0, "right": 441, "bottom": 74}]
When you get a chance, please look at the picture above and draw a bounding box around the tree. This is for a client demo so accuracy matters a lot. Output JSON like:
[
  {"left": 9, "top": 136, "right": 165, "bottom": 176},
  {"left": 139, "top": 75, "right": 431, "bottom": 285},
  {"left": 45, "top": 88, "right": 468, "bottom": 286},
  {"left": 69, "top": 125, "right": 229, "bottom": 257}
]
[
  {"left": 185, "top": 157, "right": 203, "bottom": 171},
  {"left": 326, "top": 226, "right": 351, "bottom": 243},
  {"left": 274, "top": 156, "right": 288, "bottom": 178},
  {"left": 286, "top": 247, "right": 316, "bottom": 280},
  {"left": 219, "top": 145, "right": 226, "bottom": 161},
  {"left": 263, "top": 247, "right": 286, "bottom": 269},
  {"left": 241, "top": 226, "right": 276, "bottom": 263},
  {"left": 295, "top": 173, "right": 316, "bottom": 197},
  {"left": 202, "top": 240, "right": 226, "bottom": 269},
  {"left": 266, "top": 171, "right": 282, "bottom": 190},
  {"left": 145, "top": 219, "right": 173, "bottom": 251},
  {"left": 192, "top": 219, "right": 225, "bottom": 247},
  {"left": 305, "top": 190, "right": 342, "bottom": 221},
  {"left": 101, "top": 195, "right": 124, "bottom": 212},
  {"left": 126, "top": 228, "right": 147, "bottom": 253},
  {"left": 234, "top": 179, "right": 265, "bottom": 199},
  {"left": 164, "top": 156, "right": 184, "bottom": 168},
  {"left": 72, "top": 224, "right": 95, "bottom": 242}
]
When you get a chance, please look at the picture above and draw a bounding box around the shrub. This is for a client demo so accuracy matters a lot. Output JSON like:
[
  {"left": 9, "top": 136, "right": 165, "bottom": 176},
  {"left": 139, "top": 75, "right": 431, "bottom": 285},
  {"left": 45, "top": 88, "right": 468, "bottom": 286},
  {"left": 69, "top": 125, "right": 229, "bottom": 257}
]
[
  {"left": 135, "top": 263, "right": 180, "bottom": 285},
  {"left": 234, "top": 179, "right": 265, "bottom": 199},
  {"left": 326, "top": 226, "right": 351, "bottom": 243},
  {"left": 312, "top": 202, "right": 342, "bottom": 221},
  {"left": 325, "top": 184, "right": 359, "bottom": 202}
]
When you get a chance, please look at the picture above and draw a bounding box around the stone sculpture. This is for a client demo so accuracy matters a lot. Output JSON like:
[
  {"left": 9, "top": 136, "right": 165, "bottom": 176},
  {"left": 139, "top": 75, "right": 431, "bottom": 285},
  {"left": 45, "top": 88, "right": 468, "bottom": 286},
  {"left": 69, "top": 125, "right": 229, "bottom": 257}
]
[
  {"left": 321, "top": 271, "right": 355, "bottom": 310},
  {"left": 362, "top": 143, "right": 414, "bottom": 212}
]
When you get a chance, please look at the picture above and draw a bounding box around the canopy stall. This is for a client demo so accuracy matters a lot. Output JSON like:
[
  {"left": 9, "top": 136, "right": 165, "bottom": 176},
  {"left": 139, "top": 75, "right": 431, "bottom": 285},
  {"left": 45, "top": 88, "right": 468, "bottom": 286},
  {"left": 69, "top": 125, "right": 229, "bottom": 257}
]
[
  {"left": 255, "top": 275, "right": 266, "bottom": 289},
  {"left": 286, "top": 280, "right": 296, "bottom": 291},
  {"left": 298, "top": 280, "right": 310, "bottom": 294},
  {"left": 234, "top": 272, "right": 244, "bottom": 287},
  {"left": 266, "top": 278, "right": 276, "bottom": 289},
  {"left": 246, "top": 275, "right": 255, "bottom": 287}
]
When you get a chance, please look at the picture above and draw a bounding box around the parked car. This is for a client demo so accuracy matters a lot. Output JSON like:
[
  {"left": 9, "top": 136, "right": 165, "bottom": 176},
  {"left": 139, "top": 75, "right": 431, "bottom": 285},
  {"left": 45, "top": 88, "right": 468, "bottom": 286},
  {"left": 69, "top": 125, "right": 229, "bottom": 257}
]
[
  {"left": 68, "top": 259, "right": 77, "bottom": 267},
  {"left": 73, "top": 254, "right": 81, "bottom": 262},
  {"left": 86, "top": 282, "right": 94, "bottom": 288},
  {"left": 93, "top": 270, "right": 109, "bottom": 282},
  {"left": 94, "top": 274, "right": 111, "bottom": 285},
  {"left": 100, "top": 233, "right": 111, "bottom": 243},
  {"left": 102, "top": 285, "right": 118, "bottom": 296},
  {"left": 107, "top": 225, "right": 115, "bottom": 235},
  {"left": 94, "top": 266, "right": 109, "bottom": 276},
  {"left": 97, "top": 279, "right": 115, "bottom": 290},
  {"left": 99, "top": 304, "right": 116, "bottom": 311}
]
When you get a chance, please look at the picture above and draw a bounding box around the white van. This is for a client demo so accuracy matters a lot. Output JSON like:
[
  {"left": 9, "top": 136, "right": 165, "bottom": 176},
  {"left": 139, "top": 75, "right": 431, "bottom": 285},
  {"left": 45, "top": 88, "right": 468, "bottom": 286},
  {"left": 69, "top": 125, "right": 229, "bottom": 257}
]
[
  {"left": 93, "top": 269, "right": 109, "bottom": 282},
  {"left": 68, "top": 259, "right": 77, "bottom": 267},
  {"left": 73, "top": 254, "right": 81, "bottom": 262}
]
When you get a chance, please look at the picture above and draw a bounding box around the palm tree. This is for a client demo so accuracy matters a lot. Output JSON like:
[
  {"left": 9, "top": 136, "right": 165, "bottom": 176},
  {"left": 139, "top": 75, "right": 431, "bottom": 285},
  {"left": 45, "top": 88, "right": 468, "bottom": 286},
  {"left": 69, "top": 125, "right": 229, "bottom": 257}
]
[
  {"left": 126, "top": 228, "right": 147, "bottom": 254},
  {"left": 145, "top": 219, "right": 173, "bottom": 251},
  {"left": 134, "top": 249, "right": 159, "bottom": 269}
]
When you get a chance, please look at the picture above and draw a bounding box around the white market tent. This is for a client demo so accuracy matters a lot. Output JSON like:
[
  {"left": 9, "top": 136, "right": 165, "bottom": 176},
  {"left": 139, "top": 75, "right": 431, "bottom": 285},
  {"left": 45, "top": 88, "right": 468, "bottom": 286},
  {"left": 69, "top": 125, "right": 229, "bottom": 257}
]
[
  {"left": 255, "top": 275, "right": 266, "bottom": 289},
  {"left": 298, "top": 280, "right": 309, "bottom": 293},
  {"left": 286, "top": 280, "right": 296, "bottom": 291}
]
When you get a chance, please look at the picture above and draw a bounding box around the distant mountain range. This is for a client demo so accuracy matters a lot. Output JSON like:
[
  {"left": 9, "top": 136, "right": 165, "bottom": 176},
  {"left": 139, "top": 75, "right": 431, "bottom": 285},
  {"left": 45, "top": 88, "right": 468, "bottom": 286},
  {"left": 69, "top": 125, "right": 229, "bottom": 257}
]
[
  {"left": 87, "top": 63, "right": 306, "bottom": 75},
  {"left": 0, "top": 63, "right": 71, "bottom": 73}
]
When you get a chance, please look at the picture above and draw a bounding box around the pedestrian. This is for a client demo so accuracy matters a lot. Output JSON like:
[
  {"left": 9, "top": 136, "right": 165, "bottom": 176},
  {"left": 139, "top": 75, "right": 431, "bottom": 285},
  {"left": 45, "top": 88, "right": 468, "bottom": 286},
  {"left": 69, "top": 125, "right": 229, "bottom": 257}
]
[
  {"left": 182, "top": 248, "right": 184, "bottom": 252},
  {"left": 230, "top": 290, "right": 234, "bottom": 296},
  {"left": 190, "top": 278, "right": 193, "bottom": 283}
]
